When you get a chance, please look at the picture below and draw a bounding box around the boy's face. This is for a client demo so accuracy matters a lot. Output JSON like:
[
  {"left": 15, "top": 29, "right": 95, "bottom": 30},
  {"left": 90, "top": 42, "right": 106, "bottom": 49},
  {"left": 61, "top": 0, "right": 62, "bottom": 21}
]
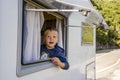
[{"left": 44, "top": 30, "right": 58, "bottom": 49}]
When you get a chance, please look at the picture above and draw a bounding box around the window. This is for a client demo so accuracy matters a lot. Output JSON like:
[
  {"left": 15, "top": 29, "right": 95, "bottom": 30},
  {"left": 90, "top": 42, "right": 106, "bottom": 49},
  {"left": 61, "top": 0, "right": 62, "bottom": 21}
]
[
  {"left": 81, "top": 22, "right": 94, "bottom": 44},
  {"left": 17, "top": 0, "right": 68, "bottom": 77}
]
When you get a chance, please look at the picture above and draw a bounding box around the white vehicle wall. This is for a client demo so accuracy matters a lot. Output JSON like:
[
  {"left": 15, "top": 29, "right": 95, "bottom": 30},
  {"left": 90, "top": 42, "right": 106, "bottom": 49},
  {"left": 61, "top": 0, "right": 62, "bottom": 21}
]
[{"left": 0, "top": 0, "right": 107, "bottom": 80}]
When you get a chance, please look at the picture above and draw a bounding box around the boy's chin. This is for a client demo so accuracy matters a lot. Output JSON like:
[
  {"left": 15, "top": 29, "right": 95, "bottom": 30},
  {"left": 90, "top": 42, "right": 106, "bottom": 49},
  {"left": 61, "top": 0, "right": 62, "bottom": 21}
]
[{"left": 47, "top": 45, "right": 55, "bottom": 49}]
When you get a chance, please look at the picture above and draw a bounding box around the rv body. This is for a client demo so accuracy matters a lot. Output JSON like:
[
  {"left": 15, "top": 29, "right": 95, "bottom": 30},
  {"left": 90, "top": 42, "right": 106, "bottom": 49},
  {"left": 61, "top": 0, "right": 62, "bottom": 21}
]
[{"left": 0, "top": 0, "right": 107, "bottom": 80}]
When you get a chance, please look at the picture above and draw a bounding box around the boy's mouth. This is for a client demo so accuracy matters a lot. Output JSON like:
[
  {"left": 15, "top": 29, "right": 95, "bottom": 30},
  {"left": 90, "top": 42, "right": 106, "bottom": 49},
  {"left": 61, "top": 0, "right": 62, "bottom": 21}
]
[{"left": 49, "top": 42, "right": 54, "bottom": 44}]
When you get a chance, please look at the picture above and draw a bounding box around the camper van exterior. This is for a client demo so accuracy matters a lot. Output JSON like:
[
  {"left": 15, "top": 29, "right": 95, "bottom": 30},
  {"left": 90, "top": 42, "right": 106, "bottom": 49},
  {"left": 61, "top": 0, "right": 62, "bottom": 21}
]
[{"left": 0, "top": 0, "right": 107, "bottom": 80}]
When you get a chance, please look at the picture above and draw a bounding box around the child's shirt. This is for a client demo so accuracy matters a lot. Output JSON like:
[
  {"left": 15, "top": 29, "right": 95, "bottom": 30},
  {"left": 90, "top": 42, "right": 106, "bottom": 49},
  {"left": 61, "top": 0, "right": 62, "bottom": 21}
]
[{"left": 41, "top": 44, "right": 69, "bottom": 70}]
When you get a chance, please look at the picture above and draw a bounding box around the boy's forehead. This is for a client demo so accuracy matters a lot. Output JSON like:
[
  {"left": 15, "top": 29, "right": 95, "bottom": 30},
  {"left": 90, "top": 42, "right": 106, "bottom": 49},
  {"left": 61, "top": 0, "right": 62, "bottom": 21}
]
[{"left": 44, "top": 30, "right": 58, "bottom": 35}]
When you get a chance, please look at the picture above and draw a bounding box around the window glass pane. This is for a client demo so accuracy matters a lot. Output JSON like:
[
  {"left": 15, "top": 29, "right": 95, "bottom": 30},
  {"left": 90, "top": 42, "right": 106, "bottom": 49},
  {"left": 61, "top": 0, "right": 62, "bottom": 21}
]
[{"left": 82, "top": 22, "right": 94, "bottom": 44}]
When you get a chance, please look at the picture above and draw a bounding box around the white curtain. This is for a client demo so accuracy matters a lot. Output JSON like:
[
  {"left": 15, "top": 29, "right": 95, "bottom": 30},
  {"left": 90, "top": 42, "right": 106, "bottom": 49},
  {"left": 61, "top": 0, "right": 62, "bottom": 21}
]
[
  {"left": 23, "top": 5, "right": 44, "bottom": 63},
  {"left": 56, "top": 19, "right": 63, "bottom": 48}
]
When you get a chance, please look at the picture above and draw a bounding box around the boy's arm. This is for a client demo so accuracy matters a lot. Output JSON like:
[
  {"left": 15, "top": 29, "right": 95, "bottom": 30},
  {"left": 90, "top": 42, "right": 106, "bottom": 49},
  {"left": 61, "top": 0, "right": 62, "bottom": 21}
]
[{"left": 51, "top": 57, "right": 66, "bottom": 69}]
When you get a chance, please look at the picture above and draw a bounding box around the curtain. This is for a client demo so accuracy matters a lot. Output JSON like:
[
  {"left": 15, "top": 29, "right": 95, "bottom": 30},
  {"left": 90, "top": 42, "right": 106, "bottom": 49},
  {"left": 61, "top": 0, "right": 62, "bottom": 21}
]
[
  {"left": 23, "top": 5, "right": 44, "bottom": 63},
  {"left": 56, "top": 19, "right": 63, "bottom": 48}
]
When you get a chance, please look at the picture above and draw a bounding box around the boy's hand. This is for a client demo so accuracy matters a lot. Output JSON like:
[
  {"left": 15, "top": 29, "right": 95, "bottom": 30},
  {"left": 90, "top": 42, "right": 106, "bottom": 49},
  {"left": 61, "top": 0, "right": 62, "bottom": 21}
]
[{"left": 51, "top": 57, "right": 65, "bottom": 68}]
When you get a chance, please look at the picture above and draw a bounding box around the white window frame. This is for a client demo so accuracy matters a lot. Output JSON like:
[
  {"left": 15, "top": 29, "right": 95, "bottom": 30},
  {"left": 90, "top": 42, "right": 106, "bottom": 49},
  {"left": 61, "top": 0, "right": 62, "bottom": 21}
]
[
  {"left": 17, "top": 0, "right": 89, "bottom": 77},
  {"left": 17, "top": 0, "right": 69, "bottom": 77}
]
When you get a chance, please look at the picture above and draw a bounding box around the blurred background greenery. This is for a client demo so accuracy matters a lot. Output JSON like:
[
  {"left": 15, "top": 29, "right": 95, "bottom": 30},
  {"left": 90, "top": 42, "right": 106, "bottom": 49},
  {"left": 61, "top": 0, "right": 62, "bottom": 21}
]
[{"left": 91, "top": 0, "right": 120, "bottom": 49}]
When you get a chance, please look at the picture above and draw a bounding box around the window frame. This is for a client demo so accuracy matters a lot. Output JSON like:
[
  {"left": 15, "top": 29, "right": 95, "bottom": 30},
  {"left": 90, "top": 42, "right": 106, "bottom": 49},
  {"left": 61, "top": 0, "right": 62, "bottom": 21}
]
[{"left": 17, "top": 0, "right": 68, "bottom": 77}]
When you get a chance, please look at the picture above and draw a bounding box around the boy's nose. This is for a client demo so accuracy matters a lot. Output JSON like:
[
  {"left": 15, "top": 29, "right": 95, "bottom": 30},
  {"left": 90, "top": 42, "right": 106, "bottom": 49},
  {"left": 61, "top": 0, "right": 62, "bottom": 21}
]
[{"left": 50, "top": 37, "right": 53, "bottom": 40}]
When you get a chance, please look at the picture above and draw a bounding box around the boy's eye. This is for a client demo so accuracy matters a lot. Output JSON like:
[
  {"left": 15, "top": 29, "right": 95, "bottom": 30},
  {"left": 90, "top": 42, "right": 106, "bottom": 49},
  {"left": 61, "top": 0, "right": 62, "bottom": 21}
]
[
  {"left": 47, "top": 36, "right": 50, "bottom": 38},
  {"left": 53, "top": 36, "right": 56, "bottom": 38}
]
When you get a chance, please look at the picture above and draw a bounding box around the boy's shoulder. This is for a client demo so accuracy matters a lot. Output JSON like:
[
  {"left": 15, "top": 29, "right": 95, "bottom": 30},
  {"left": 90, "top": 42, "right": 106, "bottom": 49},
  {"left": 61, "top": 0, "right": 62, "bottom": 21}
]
[
  {"left": 41, "top": 44, "right": 45, "bottom": 48},
  {"left": 55, "top": 45, "right": 64, "bottom": 52},
  {"left": 41, "top": 44, "right": 47, "bottom": 51}
]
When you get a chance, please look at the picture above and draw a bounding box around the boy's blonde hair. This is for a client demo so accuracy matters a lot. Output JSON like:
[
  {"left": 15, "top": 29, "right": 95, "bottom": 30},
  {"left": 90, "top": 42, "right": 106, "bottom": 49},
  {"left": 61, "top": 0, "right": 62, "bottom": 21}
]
[{"left": 43, "top": 27, "right": 58, "bottom": 37}]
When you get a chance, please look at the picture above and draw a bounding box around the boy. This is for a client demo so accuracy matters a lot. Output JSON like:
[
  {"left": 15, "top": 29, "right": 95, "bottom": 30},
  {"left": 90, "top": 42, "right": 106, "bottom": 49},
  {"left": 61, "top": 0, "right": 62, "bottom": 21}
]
[{"left": 41, "top": 28, "right": 69, "bottom": 70}]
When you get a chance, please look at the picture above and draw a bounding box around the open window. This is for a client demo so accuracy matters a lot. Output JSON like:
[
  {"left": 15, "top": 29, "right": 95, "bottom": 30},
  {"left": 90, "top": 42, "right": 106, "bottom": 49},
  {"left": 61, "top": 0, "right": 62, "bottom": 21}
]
[
  {"left": 22, "top": 6, "right": 66, "bottom": 64},
  {"left": 17, "top": 0, "right": 68, "bottom": 77},
  {"left": 23, "top": 2, "right": 67, "bottom": 64}
]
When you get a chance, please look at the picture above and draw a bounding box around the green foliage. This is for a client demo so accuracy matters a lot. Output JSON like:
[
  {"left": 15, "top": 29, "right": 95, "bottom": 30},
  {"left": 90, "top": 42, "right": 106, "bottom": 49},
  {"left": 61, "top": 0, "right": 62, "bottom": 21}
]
[
  {"left": 92, "top": 0, "right": 120, "bottom": 48},
  {"left": 96, "top": 28, "right": 108, "bottom": 45}
]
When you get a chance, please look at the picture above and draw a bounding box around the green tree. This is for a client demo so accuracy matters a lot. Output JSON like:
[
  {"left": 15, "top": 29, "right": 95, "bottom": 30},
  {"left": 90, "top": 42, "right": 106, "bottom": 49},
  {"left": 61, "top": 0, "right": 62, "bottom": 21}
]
[{"left": 92, "top": 0, "right": 120, "bottom": 49}]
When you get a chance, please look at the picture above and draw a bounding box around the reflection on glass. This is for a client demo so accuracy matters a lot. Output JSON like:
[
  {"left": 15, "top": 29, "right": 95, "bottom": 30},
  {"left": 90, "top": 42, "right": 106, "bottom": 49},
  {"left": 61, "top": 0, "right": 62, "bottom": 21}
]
[{"left": 82, "top": 22, "right": 94, "bottom": 44}]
